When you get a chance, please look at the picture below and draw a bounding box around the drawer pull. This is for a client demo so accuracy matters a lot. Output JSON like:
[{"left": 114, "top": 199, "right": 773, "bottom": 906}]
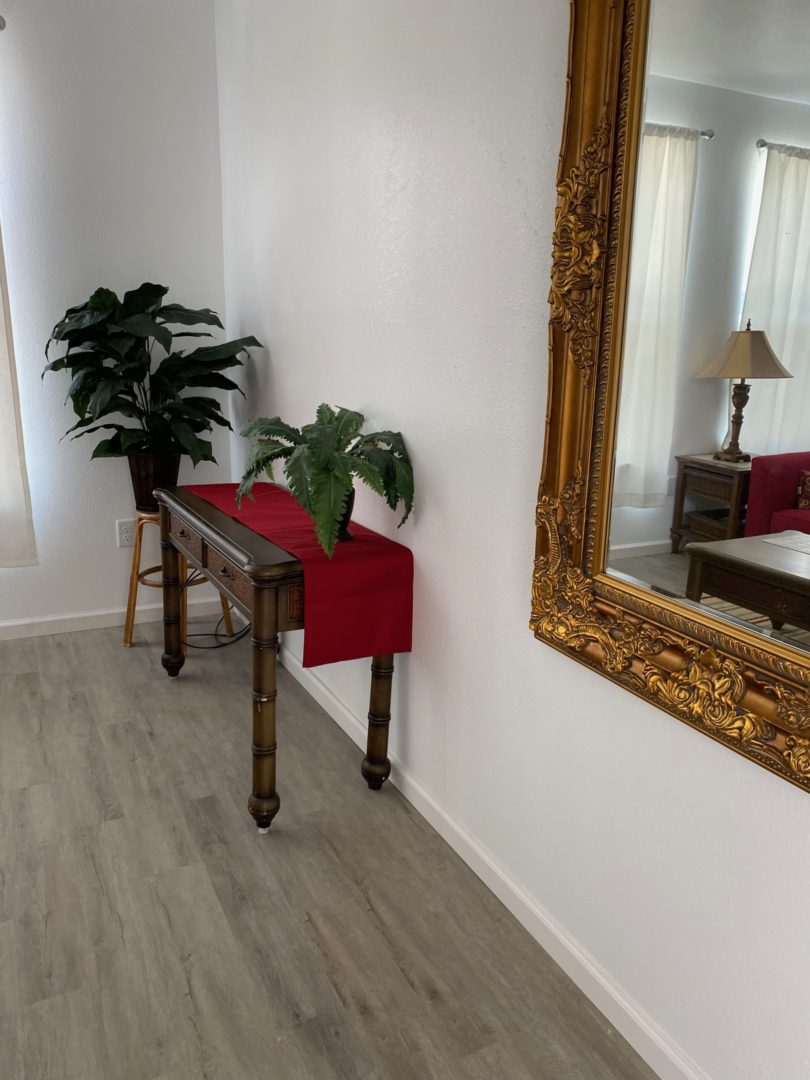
[
  {"left": 218, "top": 565, "right": 235, "bottom": 581},
  {"left": 178, "top": 528, "right": 189, "bottom": 539}
]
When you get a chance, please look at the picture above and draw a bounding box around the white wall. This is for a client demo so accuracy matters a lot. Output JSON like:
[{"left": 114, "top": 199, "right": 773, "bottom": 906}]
[
  {"left": 611, "top": 77, "right": 810, "bottom": 551},
  {"left": 215, "top": 4, "right": 810, "bottom": 1079},
  {"left": 0, "top": 0, "right": 226, "bottom": 629}
]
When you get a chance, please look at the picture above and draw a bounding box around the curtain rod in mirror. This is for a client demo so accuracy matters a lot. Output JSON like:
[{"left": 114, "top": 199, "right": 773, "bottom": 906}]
[
  {"left": 756, "top": 138, "right": 810, "bottom": 159},
  {"left": 644, "top": 123, "right": 714, "bottom": 140}
]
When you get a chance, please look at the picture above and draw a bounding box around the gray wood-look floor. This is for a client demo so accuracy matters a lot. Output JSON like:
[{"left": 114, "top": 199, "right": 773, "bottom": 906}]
[{"left": 0, "top": 621, "right": 658, "bottom": 1080}]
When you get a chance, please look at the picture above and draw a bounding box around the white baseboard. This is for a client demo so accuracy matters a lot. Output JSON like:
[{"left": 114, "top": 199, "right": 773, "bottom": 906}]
[
  {"left": 281, "top": 649, "right": 709, "bottom": 1080},
  {"left": 609, "top": 539, "right": 672, "bottom": 560},
  {"left": 0, "top": 597, "right": 232, "bottom": 641}
]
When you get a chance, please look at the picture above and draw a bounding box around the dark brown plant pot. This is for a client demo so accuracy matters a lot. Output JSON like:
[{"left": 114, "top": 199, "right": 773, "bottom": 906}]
[
  {"left": 337, "top": 487, "right": 355, "bottom": 542},
  {"left": 128, "top": 452, "right": 181, "bottom": 513}
]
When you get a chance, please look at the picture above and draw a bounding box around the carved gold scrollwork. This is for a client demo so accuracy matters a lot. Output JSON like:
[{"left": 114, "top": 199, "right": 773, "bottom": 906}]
[
  {"left": 532, "top": 469, "right": 798, "bottom": 772},
  {"left": 548, "top": 111, "right": 611, "bottom": 385},
  {"left": 784, "top": 736, "right": 810, "bottom": 777},
  {"left": 761, "top": 684, "right": 810, "bottom": 733},
  {"left": 642, "top": 649, "right": 776, "bottom": 745},
  {"left": 532, "top": 465, "right": 667, "bottom": 676}
]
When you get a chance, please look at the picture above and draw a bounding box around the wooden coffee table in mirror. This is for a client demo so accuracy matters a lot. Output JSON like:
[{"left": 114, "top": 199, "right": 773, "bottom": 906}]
[{"left": 685, "top": 532, "right": 810, "bottom": 635}]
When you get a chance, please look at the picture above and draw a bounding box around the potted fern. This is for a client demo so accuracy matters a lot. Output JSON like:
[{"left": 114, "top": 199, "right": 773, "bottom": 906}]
[
  {"left": 238, "top": 404, "right": 414, "bottom": 556},
  {"left": 44, "top": 282, "right": 261, "bottom": 510}
]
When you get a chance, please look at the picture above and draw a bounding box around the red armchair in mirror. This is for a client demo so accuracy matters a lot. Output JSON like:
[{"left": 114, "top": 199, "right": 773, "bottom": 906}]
[{"left": 744, "top": 452, "right": 810, "bottom": 538}]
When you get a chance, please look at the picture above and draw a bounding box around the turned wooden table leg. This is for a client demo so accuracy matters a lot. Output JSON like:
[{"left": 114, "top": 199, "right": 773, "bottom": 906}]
[
  {"left": 362, "top": 653, "right": 394, "bottom": 790},
  {"left": 248, "top": 585, "right": 281, "bottom": 832},
  {"left": 159, "top": 507, "right": 185, "bottom": 677}
]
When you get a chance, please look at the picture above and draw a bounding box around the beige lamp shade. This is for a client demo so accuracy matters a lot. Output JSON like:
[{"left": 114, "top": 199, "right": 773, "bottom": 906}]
[{"left": 698, "top": 321, "right": 791, "bottom": 380}]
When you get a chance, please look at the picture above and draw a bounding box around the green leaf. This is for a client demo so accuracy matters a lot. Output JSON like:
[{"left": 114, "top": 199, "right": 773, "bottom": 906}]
[
  {"left": 355, "top": 445, "right": 397, "bottom": 507},
  {"left": 334, "top": 406, "right": 365, "bottom": 449},
  {"left": 113, "top": 314, "right": 172, "bottom": 352},
  {"left": 182, "top": 336, "right": 262, "bottom": 363},
  {"left": 311, "top": 472, "right": 352, "bottom": 558},
  {"left": 91, "top": 432, "right": 125, "bottom": 458},
  {"left": 240, "top": 416, "right": 303, "bottom": 444},
  {"left": 236, "top": 440, "right": 294, "bottom": 501},
  {"left": 393, "top": 455, "right": 414, "bottom": 523},
  {"left": 302, "top": 420, "right": 340, "bottom": 462},
  {"left": 121, "top": 282, "right": 169, "bottom": 316},
  {"left": 284, "top": 445, "right": 318, "bottom": 516},
  {"left": 346, "top": 455, "right": 385, "bottom": 496},
  {"left": 315, "top": 403, "right": 336, "bottom": 427},
  {"left": 87, "top": 287, "right": 121, "bottom": 313},
  {"left": 107, "top": 334, "right": 137, "bottom": 358},
  {"left": 360, "top": 429, "right": 409, "bottom": 458},
  {"left": 171, "top": 420, "right": 215, "bottom": 466},
  {"left": 87, "top": 378, "right": 126, "bottom": 419},
  {"left": 51, "top": 306, "right": 110, "bottom": 340},
  {"left": 120, "top": 429, "right": 149, "bottom": 453},
  {"left": 156, "top": 303, "right": 224, "bottom": 329}
]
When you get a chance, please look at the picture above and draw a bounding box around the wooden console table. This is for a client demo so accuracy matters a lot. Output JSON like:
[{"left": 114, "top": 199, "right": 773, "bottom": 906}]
[
  {"left": 670, "top": 454, "right": 751, "bottom": 553},
  {"left": 155, "top": 486, "right": 395, "bottom": 832}
]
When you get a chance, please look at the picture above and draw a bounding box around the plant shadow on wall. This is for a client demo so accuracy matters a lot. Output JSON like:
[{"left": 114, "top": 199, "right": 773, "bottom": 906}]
[
  {"left": 43, "top": 282, "right": 262, "bottom": 510},
  {"left": 238, "top": 404, "right": 414, "bottom": 557}
]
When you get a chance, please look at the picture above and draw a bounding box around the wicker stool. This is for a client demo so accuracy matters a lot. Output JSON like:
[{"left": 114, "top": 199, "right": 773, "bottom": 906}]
[{"left": 123, "top": 510, "right": 233, "bottom": 648}]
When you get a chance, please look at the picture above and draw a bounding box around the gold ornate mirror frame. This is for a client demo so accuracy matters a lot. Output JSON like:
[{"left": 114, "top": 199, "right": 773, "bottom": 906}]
[{"left": 531, "top": 0, "right": 810, "bottom": 791}]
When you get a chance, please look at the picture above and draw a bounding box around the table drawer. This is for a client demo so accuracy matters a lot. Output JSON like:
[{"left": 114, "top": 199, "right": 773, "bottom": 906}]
[
  {"left": 687, "top": 509, "right": 732, "bottom": 541},
  {"left": 205, "top": 547, "right": 253, "bottom": 609},
  {"left": 169, "top": 514, "right": 204, "bottom": 563},
  {"left": 686, "top": 470, "right": 733, "bottom": 502}
]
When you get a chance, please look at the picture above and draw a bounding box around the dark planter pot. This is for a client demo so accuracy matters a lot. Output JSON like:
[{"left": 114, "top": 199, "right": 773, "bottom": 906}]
[
  {"left": 128, "top": 452, "right": 181, "bottom": 513},
  {"left": 337, "top": 487, "right": 355, "bottom": 542}
]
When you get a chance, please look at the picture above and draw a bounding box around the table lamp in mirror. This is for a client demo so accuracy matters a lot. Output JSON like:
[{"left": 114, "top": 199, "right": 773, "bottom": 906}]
[{"left": 698, "top": 320, "right": 791, "bottom": 462}]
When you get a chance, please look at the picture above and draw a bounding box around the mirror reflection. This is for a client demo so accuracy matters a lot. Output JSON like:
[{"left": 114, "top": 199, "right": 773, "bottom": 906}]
[{"left": 608, "top": 0, "right": 810, "bottom": 654}]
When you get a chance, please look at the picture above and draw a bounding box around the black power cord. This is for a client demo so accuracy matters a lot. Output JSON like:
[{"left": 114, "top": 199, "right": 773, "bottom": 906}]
[{"left": 180, "top": 570, "right": 252, "bottom": 649}]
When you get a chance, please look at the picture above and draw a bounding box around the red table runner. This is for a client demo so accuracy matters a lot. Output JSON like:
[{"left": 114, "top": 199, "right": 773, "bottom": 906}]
[{"left": 185, "top": 482, "right": 413, "bottom": 668}]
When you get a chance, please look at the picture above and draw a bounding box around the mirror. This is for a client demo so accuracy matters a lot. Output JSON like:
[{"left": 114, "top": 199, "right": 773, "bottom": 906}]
[
  {"left": 608, "top": 0, "right": 810, "bottom": 659},
  {"left": 532, "top": 0, "right": 810, "bottom": 793}
]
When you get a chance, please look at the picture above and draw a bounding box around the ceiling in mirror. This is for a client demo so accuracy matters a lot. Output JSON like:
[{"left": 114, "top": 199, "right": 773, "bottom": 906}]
[
  {"left": 649, "top": 0, "right": 810, "bottom": 104},
  {"left": 607, "top": 0, "right": 810, "bottom": 656}
]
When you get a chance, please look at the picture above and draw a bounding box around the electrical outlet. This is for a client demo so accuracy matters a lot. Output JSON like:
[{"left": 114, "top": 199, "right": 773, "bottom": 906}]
[{"left": 116, "top": 519, "right": 136, "bottom": 548}]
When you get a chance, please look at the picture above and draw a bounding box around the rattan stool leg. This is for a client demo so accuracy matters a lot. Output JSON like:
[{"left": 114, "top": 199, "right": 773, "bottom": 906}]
[
  {"left": 220, "top": 594, "right": 234, "bottom": 636},
  {"left": 123, "top": 516, "right": 147, "bottom": 647}
]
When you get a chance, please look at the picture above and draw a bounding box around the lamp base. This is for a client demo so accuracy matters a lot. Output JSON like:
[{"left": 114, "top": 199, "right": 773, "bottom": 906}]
[
  {"left": 713, "top": 380, "right": 751, "bottom": 465},
  {"left": 713, "top": 448, "right": 751, "bottom": 463}
]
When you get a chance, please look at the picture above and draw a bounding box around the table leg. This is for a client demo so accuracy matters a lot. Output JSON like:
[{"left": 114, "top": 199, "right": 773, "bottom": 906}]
[
  {"left": 362, "top": 653, "right": 394, "bottom": 790},
  {"left": 685, "top": 557, "right": 703, "bottom": 603},
  {"left": 248, "top": 585, "right": 281, "bottom": 832},
  {"left": 159, "top": 508, "right": 185, "bottom": 678}
]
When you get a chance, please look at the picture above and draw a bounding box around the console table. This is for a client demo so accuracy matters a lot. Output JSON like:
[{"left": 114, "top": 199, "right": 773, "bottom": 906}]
[
  {"left": 670, "top": 454, "right": 751, "bottom": 553},
  {"left": 155, "top": 486, "right": 400, "bottom": 832}
]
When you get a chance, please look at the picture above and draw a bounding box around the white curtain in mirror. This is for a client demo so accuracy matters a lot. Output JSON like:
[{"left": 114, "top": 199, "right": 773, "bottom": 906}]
[
  {"left": 741, "top": 144, "right": 810, "bottom": 454},
  {"left": 0, "top": 222, "right": 36, "bottom": 566},
  {"left": 613, "top": 126, "right": 699, "bottom": 508}
]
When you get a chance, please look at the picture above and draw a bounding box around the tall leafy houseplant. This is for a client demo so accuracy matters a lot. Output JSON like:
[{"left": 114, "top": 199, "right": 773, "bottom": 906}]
[
  {"left": 44, "top": 282, "right": 261, "bottom": 509},
  {"left": 238, "top": 404, "right": 414, "bottom": 557}
]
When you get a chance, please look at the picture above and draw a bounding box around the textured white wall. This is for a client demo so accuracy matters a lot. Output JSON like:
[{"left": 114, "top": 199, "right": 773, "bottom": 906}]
[
  {"left": 215, "top": 3, "right": 810, "bottom": 1079},
  {"left": 0, "top": 0, "right": 226, "bottom": 626}
]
